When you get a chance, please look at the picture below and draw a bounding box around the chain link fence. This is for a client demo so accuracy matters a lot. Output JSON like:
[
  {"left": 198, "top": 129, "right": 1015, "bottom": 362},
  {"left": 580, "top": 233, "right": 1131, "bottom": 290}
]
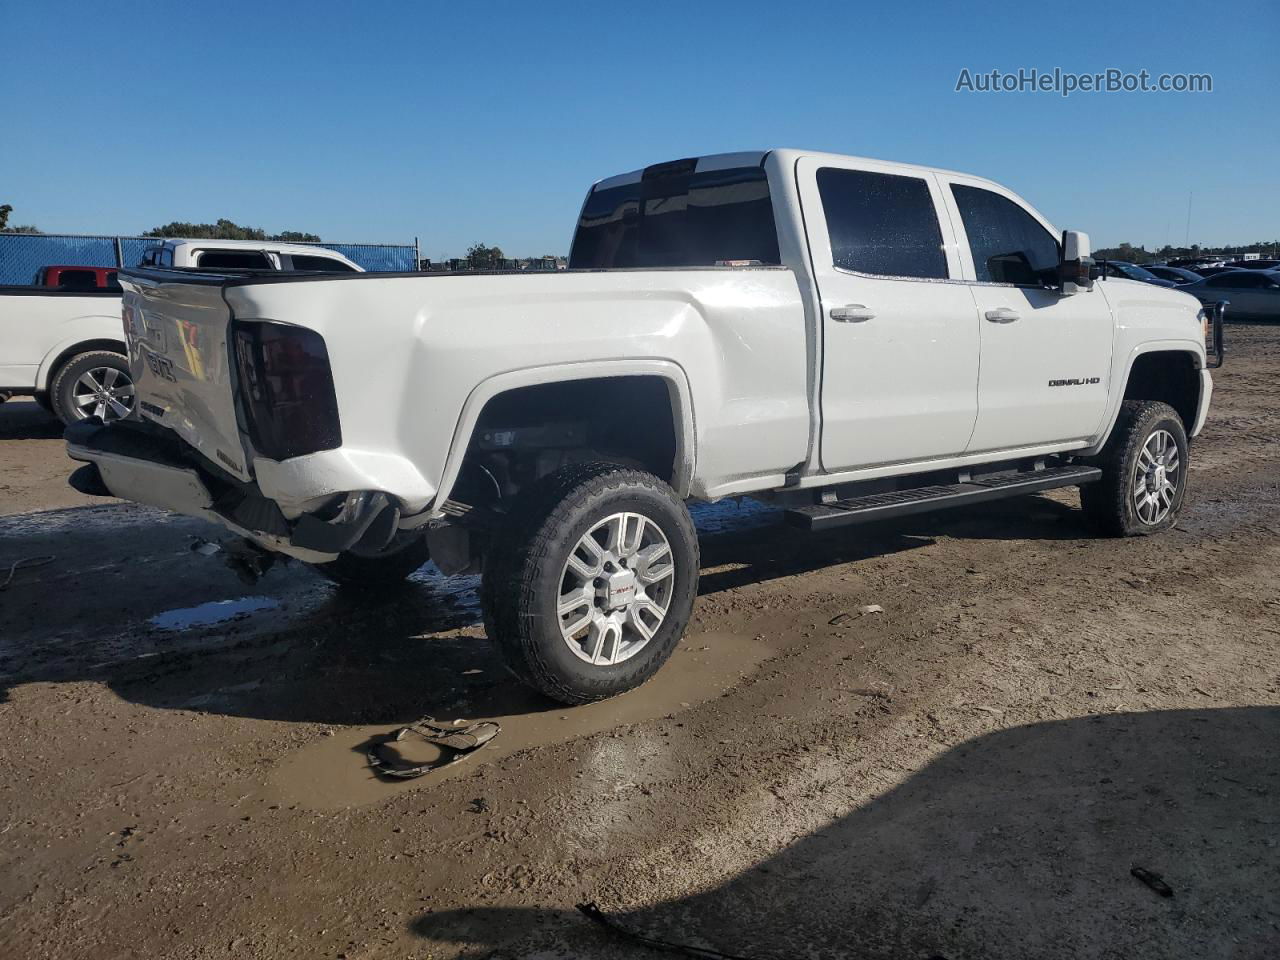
[{"left": 0, "top": 233, "right": 419, "bottom": 284}]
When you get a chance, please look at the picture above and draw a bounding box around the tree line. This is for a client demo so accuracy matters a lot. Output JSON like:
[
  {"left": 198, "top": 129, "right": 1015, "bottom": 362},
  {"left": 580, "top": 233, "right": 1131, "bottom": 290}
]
[
  {"left": 0, "top": 205, "right": 321, "bottom": 242},
  {"left": 1094, "top": 241, "right": 1280, "bottom": 264}
]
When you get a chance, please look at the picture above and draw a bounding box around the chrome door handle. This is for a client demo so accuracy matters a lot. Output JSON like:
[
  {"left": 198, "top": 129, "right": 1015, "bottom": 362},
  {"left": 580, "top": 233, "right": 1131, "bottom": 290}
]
[
  {"left": 985, "top": 307, "right": 1021, "bottom": 323},
  {"left": 830, "top": 304, "right": 875, "bottom": 323}
]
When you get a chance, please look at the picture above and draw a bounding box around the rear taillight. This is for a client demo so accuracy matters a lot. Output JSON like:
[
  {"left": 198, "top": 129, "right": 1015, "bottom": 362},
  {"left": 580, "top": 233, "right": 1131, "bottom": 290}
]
[{"left": 232, "top": 321, "right": 342, "bottom": 461}]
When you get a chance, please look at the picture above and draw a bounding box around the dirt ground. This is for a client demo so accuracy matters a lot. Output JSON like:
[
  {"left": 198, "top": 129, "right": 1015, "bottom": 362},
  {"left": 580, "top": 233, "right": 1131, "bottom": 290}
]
[{"left": 1, "top": 327, "right": 1277, "bottom": 960}]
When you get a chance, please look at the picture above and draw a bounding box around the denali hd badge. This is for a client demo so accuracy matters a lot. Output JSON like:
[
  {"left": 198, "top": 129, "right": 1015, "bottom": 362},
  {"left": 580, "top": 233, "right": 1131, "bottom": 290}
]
[{"left": 1048, "top": 377, "right": 1101, "bottom": 387}]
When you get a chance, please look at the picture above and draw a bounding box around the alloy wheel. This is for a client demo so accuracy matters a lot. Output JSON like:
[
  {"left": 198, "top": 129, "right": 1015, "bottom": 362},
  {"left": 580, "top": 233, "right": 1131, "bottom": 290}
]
[
  {"left": 557, "top": 511, "right": 676, "bottom": 665},
  {"left": 1133, "top": 428, "right": 1180, "bottom": 525},
  {"left": 72, "top": 366, "right": 135, "bottom": 421}
]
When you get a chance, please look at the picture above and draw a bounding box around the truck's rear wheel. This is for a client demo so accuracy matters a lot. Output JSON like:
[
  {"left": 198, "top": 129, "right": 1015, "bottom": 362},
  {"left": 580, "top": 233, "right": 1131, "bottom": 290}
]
[
  {"left": 481, "top": 462, "right": 699, "bottom": 704},
  {"left": 50, "top": 351, "right": 134, "bottom": 425},
  {"left": 1081, "top": 400, "right": 1189, "bottom": 537},
  {"left": 312, "top": 533, "right": 430, "bottom": 588}
]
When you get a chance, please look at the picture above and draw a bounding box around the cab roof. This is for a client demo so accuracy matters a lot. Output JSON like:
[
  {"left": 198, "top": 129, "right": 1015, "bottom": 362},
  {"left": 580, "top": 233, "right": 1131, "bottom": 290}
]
[
  {"left": 151, "top": 237, "right": 352, "bottom": 257},
  {"left": 592, "top": 148, "right": 1007, "bottom": 193}
]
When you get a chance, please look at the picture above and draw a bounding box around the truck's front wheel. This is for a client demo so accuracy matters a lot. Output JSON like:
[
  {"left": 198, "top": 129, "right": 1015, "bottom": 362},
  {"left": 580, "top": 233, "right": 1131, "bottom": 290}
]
[
  {"left": 481, "top": 463, "right": 699, "bottom": 704},
  {"left": 1081, "top": 400, "right": 1189, "bottom": 537}
]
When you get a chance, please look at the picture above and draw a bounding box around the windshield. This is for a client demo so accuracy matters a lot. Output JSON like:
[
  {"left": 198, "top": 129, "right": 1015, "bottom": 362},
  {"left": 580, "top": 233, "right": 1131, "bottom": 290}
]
[
  {"left": 569, "top": 160, "right": 780, "bottom": 270},
  {"left": 1116, "top": 262, "right": 1157, "bottom": 280}
]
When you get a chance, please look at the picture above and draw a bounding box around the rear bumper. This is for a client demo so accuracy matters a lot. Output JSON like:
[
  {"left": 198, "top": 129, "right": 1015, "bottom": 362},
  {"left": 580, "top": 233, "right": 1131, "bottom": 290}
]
[{"left": 65, "top": 419, "right": 401, "bottom": 562}]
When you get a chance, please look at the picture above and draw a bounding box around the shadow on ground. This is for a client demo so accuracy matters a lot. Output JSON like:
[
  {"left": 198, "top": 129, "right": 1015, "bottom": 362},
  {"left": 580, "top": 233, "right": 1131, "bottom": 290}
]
[
  {"left": 0, "top": 400, "right": 61, "bottom": 440},
  {"left": 413, "top": 706, "right": 1280, "bottom": 959},
  {"left": 1, "top": 492, "right": 1095, "bottom": 726}
]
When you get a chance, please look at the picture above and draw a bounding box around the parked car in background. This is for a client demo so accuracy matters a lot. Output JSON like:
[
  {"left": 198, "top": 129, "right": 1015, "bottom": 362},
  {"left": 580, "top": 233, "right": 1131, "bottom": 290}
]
[
  {"left": 33, "top": 265, "right": 122, "bottom": 290},
  {"left": 1100, "top": 261, "right": 1178, "bottom": 287},
  {"left": 1143, "top": 265, "right": 1205, "bottom": 285},
  {"left": 1223, "top": 258, "right": 1280, "bottom": 271},
  {"left": 1, "top": 242, "right": 363, "bottom": 423},
  {"left": 1195, "top": 266, "right": 1237, "bottom": 278},
  {"left": 1182, "top": 269, "right": 1280, "bottom": 321},
  {"left": 69, "top": 148, "right": 1221, "bottom": 703},
  {"left": 1169, "top": 258, "right": 1227, "bottom": 271}
]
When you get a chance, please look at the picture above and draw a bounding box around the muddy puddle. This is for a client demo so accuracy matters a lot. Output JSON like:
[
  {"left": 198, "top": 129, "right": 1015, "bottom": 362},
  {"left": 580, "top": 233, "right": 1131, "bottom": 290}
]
[
  {"left": 149, "top": 596, "right": 281, "bottom": 630},
  {"left": 266, "top": 629, "right": 773, "bottom": 810}
]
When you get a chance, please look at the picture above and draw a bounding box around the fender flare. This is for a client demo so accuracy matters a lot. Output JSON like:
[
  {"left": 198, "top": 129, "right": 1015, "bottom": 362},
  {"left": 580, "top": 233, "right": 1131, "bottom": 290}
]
[
  {"left": 430, "top": 358, "right": 697, "bottom": 512},
  {"left": 1085, "top": 338, "right": 1205, "bottom": 455},
  {"left": 36, "top": 329, "right": 128, "bottom": 392}
]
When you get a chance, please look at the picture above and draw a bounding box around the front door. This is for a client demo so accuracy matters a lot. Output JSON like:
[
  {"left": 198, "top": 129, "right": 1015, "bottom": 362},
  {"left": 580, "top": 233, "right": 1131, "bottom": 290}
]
[
  {"left": 939, "top": 177, "right": 1114, "bottom": 453},
  {"left": 796, "top": 157, "right": 980, "bottom": 472}
]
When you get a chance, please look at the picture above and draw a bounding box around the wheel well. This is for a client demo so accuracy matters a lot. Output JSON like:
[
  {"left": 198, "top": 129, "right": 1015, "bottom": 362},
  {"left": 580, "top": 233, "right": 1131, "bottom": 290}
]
[
  {"left": 45, "top": 339, "right": 127, "bottom": 390},
  {"left": 1122, "top": 351, "right": 1199, "bottom": 429},
  {"left": 450, "top": 376, "right": 681, "bottom": 507}
]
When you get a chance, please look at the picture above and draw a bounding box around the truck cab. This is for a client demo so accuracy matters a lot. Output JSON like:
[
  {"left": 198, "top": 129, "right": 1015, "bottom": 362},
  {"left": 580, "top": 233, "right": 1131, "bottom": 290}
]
[
  {"left": 33, "top": 265, "right": 122, "bottom": 290},
  {"left": 138, "top": 239, "right": 362, "bottom": 273}
]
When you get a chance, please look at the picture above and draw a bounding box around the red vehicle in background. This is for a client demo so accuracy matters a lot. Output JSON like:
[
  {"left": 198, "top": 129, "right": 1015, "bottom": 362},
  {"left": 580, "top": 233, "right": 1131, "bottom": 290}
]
[{"left": 32, "top": 265, "right": 121, "bottom": 290}]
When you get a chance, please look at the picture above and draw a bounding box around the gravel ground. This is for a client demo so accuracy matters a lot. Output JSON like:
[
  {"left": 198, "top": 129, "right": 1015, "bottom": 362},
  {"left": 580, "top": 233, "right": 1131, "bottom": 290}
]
[{"left": 0, "top": 326, "right": 1277, "bottom": 960}]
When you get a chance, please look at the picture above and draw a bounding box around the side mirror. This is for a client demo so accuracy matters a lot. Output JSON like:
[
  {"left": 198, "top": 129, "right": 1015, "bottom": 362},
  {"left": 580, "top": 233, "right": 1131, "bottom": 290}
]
[{"left": 1059, "top": 230, "right": 1095, "bottom": 295}]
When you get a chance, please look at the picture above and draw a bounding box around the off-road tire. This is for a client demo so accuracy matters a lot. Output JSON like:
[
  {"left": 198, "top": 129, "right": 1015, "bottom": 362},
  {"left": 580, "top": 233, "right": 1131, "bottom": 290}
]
[
  {"left": 1081, "top": 400, "right": 1189, "bottom": 537},
  {"left": 481, "top": 462, "right": 699, "bottom": 704},
  {"left": 312, "top": 534, "right": 431, "bottom": 588},
  {"left": 50, "top": 350, "right": 133, "bottom": 425}
]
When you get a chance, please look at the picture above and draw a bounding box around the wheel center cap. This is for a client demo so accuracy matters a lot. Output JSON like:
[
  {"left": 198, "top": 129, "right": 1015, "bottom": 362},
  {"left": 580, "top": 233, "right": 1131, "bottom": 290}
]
[{"left": 604, "top": 569, "right": 638, "bottom": 611}]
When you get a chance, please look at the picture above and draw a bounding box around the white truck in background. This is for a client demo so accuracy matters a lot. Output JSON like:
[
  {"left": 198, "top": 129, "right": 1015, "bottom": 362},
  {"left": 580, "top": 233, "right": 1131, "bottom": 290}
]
[
  {"left": 67, "top": 149, "right": 1225, "bottom": 703},
  {"left": 0, "top": 240, "right": 360, "bottom": 422}
]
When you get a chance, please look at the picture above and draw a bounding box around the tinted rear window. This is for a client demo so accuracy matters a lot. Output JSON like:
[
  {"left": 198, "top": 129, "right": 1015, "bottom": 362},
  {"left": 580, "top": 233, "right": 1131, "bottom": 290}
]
[
  {"left": 816, "top": 168, "right": 948, "bottom": 279},
  {"left": 57, "top": 270, "right": 100, "bottom": 289},
  {"left": 289, "top": 254, "right": 356, "bottom": 272},
  {"left": 569, "top": 161, "right": 780, "bottom": 269},
  {"left": 197, "top": 250, "right": 272, "bottom": 269}
]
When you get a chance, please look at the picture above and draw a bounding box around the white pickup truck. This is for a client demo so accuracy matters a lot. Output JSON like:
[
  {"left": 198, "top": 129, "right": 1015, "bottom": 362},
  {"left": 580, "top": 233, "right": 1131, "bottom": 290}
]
[
  {"left": 1, "top": 240, "right": 360, "bottom": 422},
  {"left": 66, "top": 149, "right": 1225, "bottom": 703}
]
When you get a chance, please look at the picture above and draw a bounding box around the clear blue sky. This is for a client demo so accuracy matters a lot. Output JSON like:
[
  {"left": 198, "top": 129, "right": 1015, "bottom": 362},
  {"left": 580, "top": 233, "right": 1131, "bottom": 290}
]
[{"left": 3, "top": 1, "right": 1276, "bottom": 256}]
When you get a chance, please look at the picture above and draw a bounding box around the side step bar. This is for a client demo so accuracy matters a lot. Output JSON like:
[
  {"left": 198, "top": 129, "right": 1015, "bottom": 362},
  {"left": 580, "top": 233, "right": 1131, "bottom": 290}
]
[{"left": 785, "top": 464, "right": 1102, "bottom": 532}]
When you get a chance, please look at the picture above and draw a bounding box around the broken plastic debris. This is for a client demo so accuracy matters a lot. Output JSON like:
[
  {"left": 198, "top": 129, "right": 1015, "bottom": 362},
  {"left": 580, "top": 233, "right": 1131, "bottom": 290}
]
[
  {"left": 368, "top": 718, "right": 501, "bottom": 780},
  {"left": 1130, "top": 866, "right": 1174, "bottom": 897},
  {"left": 861, "top": 604, "right": 884, "bottom": 615}
]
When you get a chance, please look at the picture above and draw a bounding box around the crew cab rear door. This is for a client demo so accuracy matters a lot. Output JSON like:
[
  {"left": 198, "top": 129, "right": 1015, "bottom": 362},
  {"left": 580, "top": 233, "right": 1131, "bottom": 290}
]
[
  {"left": 938, "top": 176, "right": 1113, "bottom": 452},
  {"left": 796, "top": 156, "right": 979, "bottom": 471}
]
